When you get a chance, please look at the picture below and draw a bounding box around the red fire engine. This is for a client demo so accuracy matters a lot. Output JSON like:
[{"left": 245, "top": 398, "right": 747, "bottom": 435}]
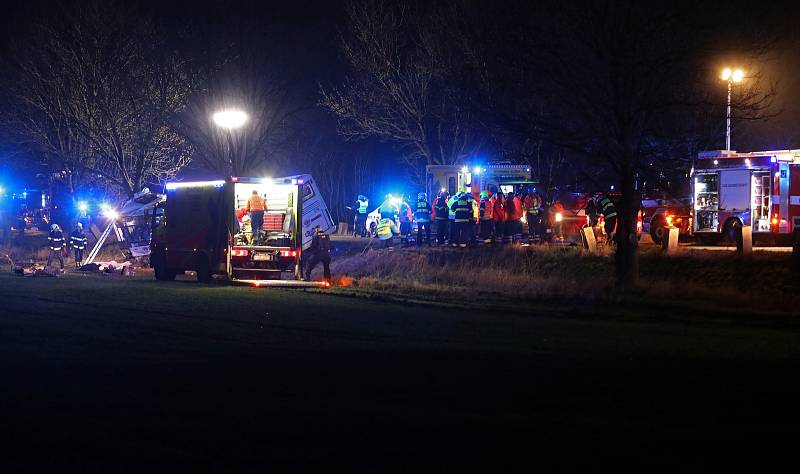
[{"left": 692, "top": 149, "right": 800, "bottom": 243}]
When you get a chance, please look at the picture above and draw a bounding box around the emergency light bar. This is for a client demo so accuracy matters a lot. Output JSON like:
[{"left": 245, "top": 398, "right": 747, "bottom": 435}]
[{"left": 165, "top": 180, "right": 225, "bottom": 190}]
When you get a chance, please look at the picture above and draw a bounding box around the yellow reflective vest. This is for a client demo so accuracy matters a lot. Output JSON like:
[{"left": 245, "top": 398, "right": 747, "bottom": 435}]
[{"left": 377, "top": 218, "right": 397, "bottom": 240}]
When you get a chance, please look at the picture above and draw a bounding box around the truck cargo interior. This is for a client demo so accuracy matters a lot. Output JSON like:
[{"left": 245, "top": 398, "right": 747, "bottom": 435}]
[{"left": 233, "top": 182, "right": 297, "bottom": 248}]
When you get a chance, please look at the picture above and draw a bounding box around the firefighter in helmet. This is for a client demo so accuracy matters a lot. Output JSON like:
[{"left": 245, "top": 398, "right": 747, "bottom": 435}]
[
  {"left": 451, "top": 191, "right": 472, "bottom": 248},
  {"left": 47, "top": 223, "right": 66, "bottom": 270},
  {"left": 70, "top": 222, "right": 88, "bottom": 268},
  {"left": 414, "top": 192, "right": 432, "bottom": 246},
  {"left": 305, "top": 224, "right": 332, "bottom": 283},
  {"left": 593, "top": 192, "right": 618, "bottom": 244}
]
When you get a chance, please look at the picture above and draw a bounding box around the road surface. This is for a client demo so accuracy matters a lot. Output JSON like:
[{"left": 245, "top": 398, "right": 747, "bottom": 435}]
[{"left": 1, "top": 272, "right": 799, "bottom": 472}]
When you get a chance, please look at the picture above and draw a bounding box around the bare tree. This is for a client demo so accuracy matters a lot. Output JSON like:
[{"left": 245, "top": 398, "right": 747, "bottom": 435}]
[
  {"left": 320, "top": 0, "right": 483, "bottom": 183},
  {"left": 3, "top": 1, "right": 195, "bottom": 198}
]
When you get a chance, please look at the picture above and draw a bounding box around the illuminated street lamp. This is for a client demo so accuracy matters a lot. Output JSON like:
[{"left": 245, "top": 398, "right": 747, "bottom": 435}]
[
  {"left": 721, "top": 68, "right": 744, "bottom": 150},
  {"left": 212, "top": 109, "right": 248, "bottom": 129}
]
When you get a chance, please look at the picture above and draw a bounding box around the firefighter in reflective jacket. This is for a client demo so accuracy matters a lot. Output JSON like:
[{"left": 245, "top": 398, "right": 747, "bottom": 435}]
[
  {"left": 414, "top": 192, "right": 432, "bottom": 246},
  {"left": 433, "top": 192, "right": 449, "bottom": 245},
  {"left": 523, "top": 192, "right": 543, "bottom": 241},
  {"left": 595, "top": 193, "right": 618, "bottom": 243},
  {"left": 377, "top": 217, "right": 399, "bottom": 247},
  {"left": 305, "top": 225, "right": 332, "bottom": 282},
  {"left": 447, "top": 192, "right": 458, "bottom": 243},
  {"left": 47, "top": 224, "right": 65, "bottom": 270},
  {"left": 451, "top": 192, "right": 472, "bottom": 248},
  {"left": 70, "top": 222, "right": 88, "bottom": 268}
]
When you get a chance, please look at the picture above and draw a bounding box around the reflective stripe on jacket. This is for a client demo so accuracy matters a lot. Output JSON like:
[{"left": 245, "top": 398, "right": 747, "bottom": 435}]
[
  {"left": 377, "top": 218, "right": 397, "bottom": 240},
  {"left": 48, "top": 231, "right": 65, "bottom": 250},
  {"left": 452, "top": 198, "right": 471, "bottom": 223},
  {"left": 598, "top": 196, "right": 617, "bottom": 219},
  {"left": 357, "top": 199, "right": 369, "bottom": 214},
  {"left": 414, "top": 201, "right": 431, "bottom": 222},
  {"left": 70, "top": 232, "right": 87, "bottom": 250},
  {"left": 434, "top": 198, "right": 449, "bottom": 220}
]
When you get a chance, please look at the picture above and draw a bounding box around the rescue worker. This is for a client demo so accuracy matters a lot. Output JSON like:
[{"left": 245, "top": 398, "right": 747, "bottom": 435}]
[
  {"left": 447, "top": 192, "right": 458, "bottom": 244},
  {"left": 398, "top": 196, "right": 413, "bottom": 245},
  {"left": 354, "top": 194, "right": 369, "bottom": 237},
  {"left": 451, "top": 191, "right": 472, "bottom": 248},
  {"left": 379, "top": 194, "right": 399, "bottom": 219},
  {"left": 523, "top": 191, "right": 543, "bottom": 242},
  {"left": 471, "top": 192, "right": 480, "bottom": 244},
  {"left": 305, "top": 224, "right": 332, "bottom": 282},
  {"left": 70, "top": 222, "right": 87, "bottom": 268},
  {"left": 414, "top": 192, "right": 432, "bottom": 246},
  {"left": 492, "top": 191, "right": 506, "bottom": 243},
  {"left": 479, "top": 191, "right": 494, "bottom": 243},
  {"left": 46, "top": 223, "right": 65, "bottom": 270},
  {"left": 595, "top": 192, "right": 618, "bottom": 244},
  {"left": 246, "top": 190, "right": 267, "bottom": 244},
  {"left": 433, "top": 192, "right": 449, "bottom": 245},
  {"left": 377, "top": 215, "right": 399, "bottom": 247}
]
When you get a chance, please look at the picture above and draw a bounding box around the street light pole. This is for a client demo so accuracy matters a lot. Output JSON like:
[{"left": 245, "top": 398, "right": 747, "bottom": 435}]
[{"left": 721, "top": 68, "right": 743, "bottom": 151}]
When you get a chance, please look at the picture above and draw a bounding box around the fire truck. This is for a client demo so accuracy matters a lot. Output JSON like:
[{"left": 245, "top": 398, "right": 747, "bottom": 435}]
[
  {"left": 692, "top": 149, "right": 800, "bottom": 243},
  {"left": 150, "top": 175, "right": 335, "bottom": 286},
  {"left": 640, "top": 196, "right": 692, "bottom": 245}
]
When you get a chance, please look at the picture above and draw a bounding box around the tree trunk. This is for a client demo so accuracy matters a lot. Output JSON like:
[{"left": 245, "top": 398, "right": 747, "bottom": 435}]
[{"left": 614, "top": 170, "right": 640, "bottom": 289}]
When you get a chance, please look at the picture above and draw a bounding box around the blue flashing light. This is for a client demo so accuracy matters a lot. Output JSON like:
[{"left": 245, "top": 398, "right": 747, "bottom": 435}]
[
  {"left": 77, "top": 201, "right": 89, "bottom": 213},
  {"left": 473, "top": 166, "right": 482, "bottom": 175}
]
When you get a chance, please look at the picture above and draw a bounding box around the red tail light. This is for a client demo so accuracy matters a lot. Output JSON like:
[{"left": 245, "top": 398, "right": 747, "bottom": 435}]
[
  {"left": 279, "top": 250, "right": 299, "bottom": 257},
  {"left": 231, "top": 249, "right": 249, "bottom": 257}
]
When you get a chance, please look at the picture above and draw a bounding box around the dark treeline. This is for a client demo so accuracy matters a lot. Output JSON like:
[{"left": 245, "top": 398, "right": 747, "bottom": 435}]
[{"left": 0, "top": 0, "right": 795, "bottom": 286}]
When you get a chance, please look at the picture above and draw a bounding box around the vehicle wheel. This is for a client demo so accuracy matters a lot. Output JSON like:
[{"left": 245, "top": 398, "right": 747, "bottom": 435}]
[
  {"left": 196, "top": 256, "right": 213, "bottom": 283},
  {"left": 153, "top": 254, "right": 176, "bottom": 281},
  {"left": 369, "top": 222, "right": 377, "bottom": 238},
  {"left": 650, "top": 216, "right": 667, "bottom": 245},
  {"left": 723, "top": 218, "right": 743, "bottom": 244}
]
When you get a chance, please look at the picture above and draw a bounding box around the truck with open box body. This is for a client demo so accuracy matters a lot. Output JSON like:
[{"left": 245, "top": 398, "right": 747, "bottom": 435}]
[
  {"left": 150, "top": 175, "right": 335, "bottom": 286},
  {"left": 692, "top": 149, "right": 800, "bottom": 243}
]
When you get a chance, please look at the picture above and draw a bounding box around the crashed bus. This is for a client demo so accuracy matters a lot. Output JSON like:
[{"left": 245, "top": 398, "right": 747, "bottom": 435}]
[
  {"left": 150, "top": 175, "right": 335, "bottom": 286},
  {"left": 692, "top": 149, "right": 800, "bottom": 244}
]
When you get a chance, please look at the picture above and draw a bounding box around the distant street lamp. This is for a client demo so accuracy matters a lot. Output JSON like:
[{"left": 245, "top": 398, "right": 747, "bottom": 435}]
[
  {"left": 721, "top": 68, "right": 744, "bottom": 150},
  {"left": 212, "top": 109, "right": 248, "bottom": 130}
]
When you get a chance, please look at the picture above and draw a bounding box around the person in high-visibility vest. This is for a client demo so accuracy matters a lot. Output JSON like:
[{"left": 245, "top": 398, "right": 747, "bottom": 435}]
[
  {"left": 471, "top": 193, "right": 480, "bottom": 244},
  {"left": 70, "top": 222, "right": 88, "bottom": 268},
  {"left": 479, "top": 192, "right": 494, "bottom": 243},
  {"left": 377, "top": 217, "right": 398, "bottom": 247},
  {"left": 354, "top": 194, "right": 369, "bottom": 238},
  {"left": 246, "top": 190, "right": 267, "bottom": 244},
  {"left": 414, "top": 192, "right": 432, "bottom": 246},
  {"left": 523, "top": 191, "right": 543, "bottom": 242},
  {"left": 595, "top": 193, "right": 618, "bottom": 243},
  {"left": 447, "top": 192, "right": 458, "bottom": 244},
  {"left": 450, "top": 192, "right": 472, "bottom": 248},
  {"left": 433, "top": 192, "right": 449, "bottom": 246},
  {"left": 46, "top": 224, "right": 65, "bottom": 270}
]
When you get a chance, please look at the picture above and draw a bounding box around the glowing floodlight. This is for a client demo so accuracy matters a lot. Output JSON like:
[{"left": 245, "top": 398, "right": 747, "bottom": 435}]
[{"left": 213, "top": 109, "right": 248, "bottom": 129}]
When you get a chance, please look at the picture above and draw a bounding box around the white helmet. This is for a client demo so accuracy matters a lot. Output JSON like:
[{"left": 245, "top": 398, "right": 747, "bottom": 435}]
[{"left": 50, "top": 224, "right": 61, "bottom": 232}]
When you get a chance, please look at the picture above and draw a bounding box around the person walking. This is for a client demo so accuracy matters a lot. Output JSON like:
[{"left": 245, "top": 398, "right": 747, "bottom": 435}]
[
  {"left": 46, "top": 224, "right": 65, "bottom": 270},
  {"left": 69, "top": 222, "right": 88, "bottom": 268},
  {"left": 353, "top": 194, "right": 369, "bottom": 237},
  {"left": 246, "top": 190, "right": 267, "bottom": 244},
  {"left": 451, "top": 191, "right": 472, "bottom": 248},
  {"left": 414, "top": 192, "right": 432, "bottom": 246},
  {"left": 433, "top": 192, "right": 449, "bottom": 246},
  {"left": 305, "top": 225, "right": 332, "bottom": 282},
  {"left": 492, "top": 191, "right": 506, "bottom": 244}
]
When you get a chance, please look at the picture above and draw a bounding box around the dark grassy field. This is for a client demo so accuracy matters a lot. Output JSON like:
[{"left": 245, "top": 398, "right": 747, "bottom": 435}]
[{"left": 2, "top": 271, "right": 800, "bottom": 471}]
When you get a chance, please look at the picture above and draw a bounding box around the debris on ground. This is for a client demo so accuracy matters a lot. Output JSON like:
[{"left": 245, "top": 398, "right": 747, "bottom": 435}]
[{"left": 80, "top": 260, "right": 135, "bottom": 276}]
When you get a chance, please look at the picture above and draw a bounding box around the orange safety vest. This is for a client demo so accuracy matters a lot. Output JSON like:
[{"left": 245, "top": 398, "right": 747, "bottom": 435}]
[{"left": 247, "top": 194, "right": 267, "bottom": 212}]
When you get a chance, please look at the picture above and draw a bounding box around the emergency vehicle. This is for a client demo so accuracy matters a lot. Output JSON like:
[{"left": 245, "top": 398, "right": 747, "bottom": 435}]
[
  {"left": 426, "top": 164, "right": 535, "bottom": 199},
  {"left": 150, "top": 175, "right": 335, "bottom": 286},
  {"left": 692, "top": 149, "right": 800, "bottom": 243},
  {"left": 640, "top": 196, "right": 692, "bottom": 245}
]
